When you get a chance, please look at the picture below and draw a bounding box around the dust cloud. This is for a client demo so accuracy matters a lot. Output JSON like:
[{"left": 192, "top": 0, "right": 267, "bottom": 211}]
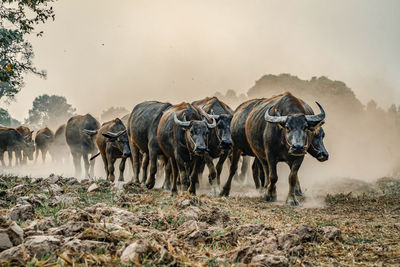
[{"left": 2, "top": 1, "right": 400, "bottom": 205}]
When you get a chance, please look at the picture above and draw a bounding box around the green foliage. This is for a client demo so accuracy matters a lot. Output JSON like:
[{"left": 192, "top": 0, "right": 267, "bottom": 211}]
[
  {"left": 0, "top": 107, "right": 20, "bottom": 126},
  {"left": 25, "top": 94, "right": 76, "bottom": 128},
  {"left": 0, "top": 0, "right": 56, "bottom": 101}
]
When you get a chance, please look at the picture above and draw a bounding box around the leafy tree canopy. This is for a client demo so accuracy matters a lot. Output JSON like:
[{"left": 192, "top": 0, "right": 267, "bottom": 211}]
[
  {"left": 25, "top": 94, "right": 75, "bottom": 128},
  {"left": 0, "top": 107, "right": 20, "bottom": 126},
  {"left": 0, "top": 0, "right": 56, "bottom": 102}
]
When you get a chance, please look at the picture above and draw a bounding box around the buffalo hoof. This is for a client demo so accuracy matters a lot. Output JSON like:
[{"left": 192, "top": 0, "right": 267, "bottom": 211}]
[
  {"left": 118, "top": 177, "right": 124, "bottom": 182},
  {"left": 219, "top": 188, "right": 230, "bottom": 197},
  {"left": 162, "top": 184, "right": 171, "bottom": 192},
  {"left": 263, "top": 193, "right": 277, "bottom": 202},
  {"left": 295, "top": 189, "right": 303, "bottom": 197},
  {"left": 145, "top": 180, "right": 155, "bottom": 189},
  {"left": 171, "top": 189, "right": 178, "bottom": 196},
  {"left": 287, "top": 200, "right": 300, "bottom": 206}
]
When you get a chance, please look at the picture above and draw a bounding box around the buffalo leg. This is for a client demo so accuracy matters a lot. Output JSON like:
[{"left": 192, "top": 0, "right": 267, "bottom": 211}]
[
  {"left": 119, "top": 157, "right": 128, "bottom": 181},
  {"left": 220, "top": 148, "right": 241, "bottom": 197},
  {"left": 89, "top": 152, "right": 96, "bottom": 178},
  {"left": 287, "top": 158, "right": 304, "bottom": 206},
  {"left": 41, "top": 148, "right": 47, "bottom": 163},
  {"left": 176, "top": 157, "right": 189, "bottom": 191},
  {"left": 215, "top": 152, "right": 229, "bottom": 185},
  {"left": 237, "top": 156, "right": 249, "bottom": 182},
  {"left": 251, "top": 158, "right": 260, "bottom": 189},
  {"left": 71, "top": 151, "right": 82, "bottom": 177},
  {"left": 162, "top": 159, "right": 172, "bottom": 191},
  {"left": 204, "top": 154, "right": 217, "bottom": 185},
  {"left": 264, "top": 152, "right": 277, "bottom": 202},
  {"left": 188, "top": 157, "right": 201, "bottom": 195},
  {"left": 170, "top": 158, "right": 178, "bottom": 195},
  {"left": 7, "top": 151, "right": 13, "bottom": 167},
  {"left": 295, "top": 179, "right": 303, "bottom": 196},
  {"left": 100, "top": 150, "right": 109, "bottom": 179},
  {"left": 145, "top": 147, "right": 158, "bottom": 189},
  {"left": 35, "top": 147, "right": 39, "bottom": 164},
  {"left": 107, "top": 156, "right": 116, "bottom": 182},
  {"left": 141, "top": 153, "right": 149, "bottom": 184},
  {"left": 130, "top": 146, "right": 140, "bottom": 184},
  {"left": 0, "top": 151, "right": 5, "bottom": 166},
  {"left": 82, "top": 150, "right": 91, "bottom": 178}
]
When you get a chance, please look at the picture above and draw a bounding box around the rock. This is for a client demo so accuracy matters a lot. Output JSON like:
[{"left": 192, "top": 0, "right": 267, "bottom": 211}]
[
  {"left": 120, "top": 240, "right": 155, "bottom": 264},
  {"left": 43, "top": 174, "right": 60, "bottom": 185},
  {"left": 43, "top": 183, "right": 63, "bottom": 194},
  {"left": 63, "top": 238, "right": 111, "bottom": 253},
  {"left": 88, "top": 183, "right": 99, "bottom": 192},
  {"left": 181, "top": 206, "right": 202, "bottom": 221},
  {"left": 50, "top": 195, "right": 79, "bottom": 206},
  {"left": 185, "top": 230, "right": 210, "bottom": 245},
  {"left": 277, "top": 233, "right": 301, "bottom": 250},
  {"left": 175, "top": 198, "right": 191, "bottom": 208},
  {"left": 290, "top": 224, "right": 317, "bottom": 242},
  {"left": 48, "top": 221, "right": 90, "bottom": 237},
  {"left": 10, "top": 184, "right": 28, "bottom": 195},
  {"left": 199, "top": 207, "right": 230, "bottom": 226},
  {"left": 24, "top": 235, "right": 62, "bottom": 258},
  {"left": 0, "top": 244, "right": 27, "bottom": 261},
  {"left": 250, "top": 254, "right": 288, "bottom": 267},
  {"left": 321, "top": 226, "right": 342, "bottom": 241},
  {"left": 24, "top": 218, "right": 55, "bottom": 233},
  {"left": 7, "top": 204, "right": 34, "bottom": 221},
  {"left": 64, "top": 177, "right": 79, "bottom": 185},
  {"left": 237, "top": 224, "right": 272, "bottom": 237},
  {"left": 0, "top": 220, "right": 24, "bottom": 251}
]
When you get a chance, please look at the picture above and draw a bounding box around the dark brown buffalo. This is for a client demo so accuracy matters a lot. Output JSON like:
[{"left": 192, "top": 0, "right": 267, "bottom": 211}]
[
  {"left": 15, "top": 126, "right": 35, "bottom": 164},
  {"left": 127, "top": 101, "right": 172, "bottom": 188},
  {"left": 0, "top": 127, "right": 33, "bottom": 166},
  {"left": 192, "top": 97, "right": 234, "bottom": 187},
  {"left": 220, "top": 92, "right": 326, "bottom": 206},
  {"left": 95, "top": 118, "right": 131, "bottom": 182},
  {"left": 49, "top": 124, "right": 69, "bottom": 163},
  {"left": 35, "top": 127, "right": 54, "bottom": 163},
  {"left": 157, "top": 103, "right": 216, "bottom": 195},
  {"left": 65, "top": 114, "right": 100, "bottom": 177}
]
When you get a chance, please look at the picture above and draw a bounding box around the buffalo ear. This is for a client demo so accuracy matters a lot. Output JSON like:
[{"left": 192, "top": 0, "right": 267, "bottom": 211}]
[{"left": 308, "top": 120, "right": 325, "bottom": 131}]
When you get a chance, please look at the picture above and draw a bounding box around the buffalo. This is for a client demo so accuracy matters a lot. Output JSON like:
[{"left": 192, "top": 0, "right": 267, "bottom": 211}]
[
  {"left": 127, "top": 101, "right": 172, "bottom": 188},
  {"left": 0, "top": 127, "right": 34, "bottom": 167},
  {"left": 15, "top": 126, "right": 35, "bottom": 165},
  {"left": 157, "top": 103, "right": 216, "bottom": 195},
  {"left": 220, "top": 92, "right": 326, "bottom": 206},
  {"left": 94, "top": 118, "right": 131, "bottom": 182},
  {"left": 49, "top": 124, "right": 69, "bottom": 164},
  {"left": 35, "top": 127, "right": 54, "bottom": 163},
  {"left": 192, "top": 97, "right": 234, "bottom": 187},
  {"left": 65, "top": 114, "right": 100, "bottom": 177}
]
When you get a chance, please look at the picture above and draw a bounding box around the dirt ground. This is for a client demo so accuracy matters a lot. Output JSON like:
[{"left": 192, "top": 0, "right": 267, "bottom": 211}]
[{"left": 0, "top": 174, "right": 399, "bottom": 266}]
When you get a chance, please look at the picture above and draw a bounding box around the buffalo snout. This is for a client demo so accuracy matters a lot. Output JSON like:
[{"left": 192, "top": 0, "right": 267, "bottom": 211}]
[
  {"left": 289, "top": 144, "right": 306, "bottom": 156},
  {"left": 317, "top": 151, "right": 329, "bottom": 162}
]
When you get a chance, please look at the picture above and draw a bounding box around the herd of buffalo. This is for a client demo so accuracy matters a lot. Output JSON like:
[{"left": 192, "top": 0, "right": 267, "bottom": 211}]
[{"left": 0, "top": 92, "right": 328, "bottom": 206}]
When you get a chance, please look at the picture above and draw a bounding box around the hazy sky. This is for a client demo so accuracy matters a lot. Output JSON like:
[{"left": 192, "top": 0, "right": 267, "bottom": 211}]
[{"left": 5, "top": 0, "right": 400, "bottom": 121}]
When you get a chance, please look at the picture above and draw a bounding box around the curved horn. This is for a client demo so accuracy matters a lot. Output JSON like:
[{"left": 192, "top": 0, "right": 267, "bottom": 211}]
[
  {"left": 102, "top": 129, "right": 126, "bottom": 139},
  {"left": 305, "top": 102, "right": 325, "bottom": 123},
  {"left": 174, "top": 113, "right": 191, "bottom": 127},
  {"left": 264, "top": 106, "right": 287, "bottom": 124},
  {"left": 82, "top": 129, "right": 98, "bottom": 136},
  {"left": 204, "top": 116, "right": 217, "bottom": 129}
]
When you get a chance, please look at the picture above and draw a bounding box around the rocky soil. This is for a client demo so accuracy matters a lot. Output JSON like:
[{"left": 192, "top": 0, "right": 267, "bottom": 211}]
[{"left": 0, "top": 174, "right": 399, "bottom": 266}]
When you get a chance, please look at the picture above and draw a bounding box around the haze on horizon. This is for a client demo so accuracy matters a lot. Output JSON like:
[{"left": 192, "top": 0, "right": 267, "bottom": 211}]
[{"left": 4, "top": 0, "right": 400, "bottom": 121}]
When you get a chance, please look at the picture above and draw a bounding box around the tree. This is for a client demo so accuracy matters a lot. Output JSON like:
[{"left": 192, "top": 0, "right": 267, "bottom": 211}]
[
  {"left": 25, "top": 94, "right": 76, "bottom": 128},
  {"left": 0, "top": 108, "right": 20, "bottom": 126},
  {"left": 100, "top": 106, "right": 129, "bottom": 122},
  {"left": 0, "top": 0, "right": 56, "bottom": 102}
]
